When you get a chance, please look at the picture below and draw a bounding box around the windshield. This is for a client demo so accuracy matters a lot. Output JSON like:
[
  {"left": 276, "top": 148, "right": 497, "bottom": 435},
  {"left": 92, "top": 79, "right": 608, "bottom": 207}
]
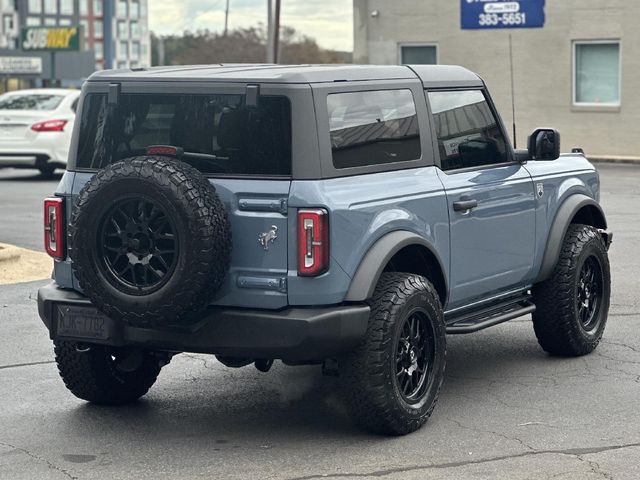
[
  {"left": 76, "top": 93, "right": 292, "bottom": 176},
  {"left": 0, "top": 93, "right": 65, "bottom": 111}
]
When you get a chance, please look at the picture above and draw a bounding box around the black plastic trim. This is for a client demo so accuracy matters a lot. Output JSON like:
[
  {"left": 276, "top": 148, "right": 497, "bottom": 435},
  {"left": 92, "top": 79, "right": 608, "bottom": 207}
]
[{"left": 38, "top": 282, "right": 370, "bottom": 362}]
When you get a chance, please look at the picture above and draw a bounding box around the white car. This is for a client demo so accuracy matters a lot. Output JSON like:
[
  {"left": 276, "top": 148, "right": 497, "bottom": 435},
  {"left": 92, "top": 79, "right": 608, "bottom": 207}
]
[{"left": 0, "top": 88, "right": 80, "bottom": 177}]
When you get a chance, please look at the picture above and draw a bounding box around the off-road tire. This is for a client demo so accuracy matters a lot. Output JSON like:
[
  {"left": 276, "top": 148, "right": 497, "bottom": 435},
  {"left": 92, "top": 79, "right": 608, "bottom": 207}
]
[
  {"left": 54, "top": 341, "right": 162, "bottom": 405},
  {"left": 69, "top": 156, "right": 232, "bottom": 327},
  {"left": 532, "top": 224, "right": 611, "bottom": 356},
  {"left": 341, "top": 273, "right": 446, "bottom": 436}
]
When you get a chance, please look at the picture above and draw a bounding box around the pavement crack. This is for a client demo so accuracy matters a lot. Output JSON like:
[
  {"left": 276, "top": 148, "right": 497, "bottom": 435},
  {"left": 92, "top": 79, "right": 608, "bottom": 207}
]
[
  {"left": 0, "top": 360, "right": 55, "bottom": 371},
  {"left": 0, "top": 442, "right": 78, "bottom": 479},
  {"left": 284, "top": 442, "right": 640, "bottom": 480}
]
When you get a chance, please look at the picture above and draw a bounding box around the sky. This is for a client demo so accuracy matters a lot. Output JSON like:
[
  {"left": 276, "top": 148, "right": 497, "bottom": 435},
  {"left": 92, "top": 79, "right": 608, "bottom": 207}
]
[{"left": 148, "top": 0, "right": 354, "bottom": 51}]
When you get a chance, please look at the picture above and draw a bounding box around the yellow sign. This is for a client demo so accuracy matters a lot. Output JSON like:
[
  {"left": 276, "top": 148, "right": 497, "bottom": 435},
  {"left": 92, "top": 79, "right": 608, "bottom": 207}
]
[{"left": 21, "top": 27, "right": 81, "bottom": 51}]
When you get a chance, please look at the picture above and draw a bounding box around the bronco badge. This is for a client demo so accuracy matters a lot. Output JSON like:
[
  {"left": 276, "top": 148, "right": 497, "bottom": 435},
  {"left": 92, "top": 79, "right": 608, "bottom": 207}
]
[{"left": 258, "top": 225, "right": 279, "bottom": 250}]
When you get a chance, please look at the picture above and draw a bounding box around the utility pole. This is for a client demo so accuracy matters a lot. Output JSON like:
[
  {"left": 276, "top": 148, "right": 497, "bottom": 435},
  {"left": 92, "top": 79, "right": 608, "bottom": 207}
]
[
  {"left": 224, "top": 0, "right": 230, "bottom": 36},
  {"left": 266, "top": 0, "right": 274, "bottom": 63},
  {"left": 273, "top": 0, "right": 281, "bottom": 63}
]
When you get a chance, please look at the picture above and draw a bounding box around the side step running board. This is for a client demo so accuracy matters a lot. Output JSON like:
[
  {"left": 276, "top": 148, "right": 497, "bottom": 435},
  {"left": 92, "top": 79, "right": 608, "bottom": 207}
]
[{"left": 445, "top": 297, "right": 536, "bottom": 335}]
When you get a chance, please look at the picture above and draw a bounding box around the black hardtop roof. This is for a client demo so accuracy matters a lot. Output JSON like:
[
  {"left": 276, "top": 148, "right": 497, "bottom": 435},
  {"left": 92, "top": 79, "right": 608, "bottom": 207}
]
[{"left": 88, "top": 64, "right": 484, "bottom": 88}]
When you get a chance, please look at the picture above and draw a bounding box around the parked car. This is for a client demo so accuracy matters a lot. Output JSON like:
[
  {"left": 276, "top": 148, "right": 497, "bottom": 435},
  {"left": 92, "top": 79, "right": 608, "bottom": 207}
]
[
  {"left": 0, "top": 88, "right": 80, "bottom": 177},
  {"left": 38, "top": 65, "right": 612, "bottom": 435}
]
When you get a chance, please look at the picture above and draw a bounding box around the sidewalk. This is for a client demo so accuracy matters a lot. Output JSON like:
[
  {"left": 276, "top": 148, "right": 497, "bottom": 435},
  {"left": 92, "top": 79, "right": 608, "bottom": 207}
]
[
  {"left": 0, "top": 243, "right": 51, "bottom": 285},
  {"left": 588, "top": 155, "right": 640, "bottom": 165}
]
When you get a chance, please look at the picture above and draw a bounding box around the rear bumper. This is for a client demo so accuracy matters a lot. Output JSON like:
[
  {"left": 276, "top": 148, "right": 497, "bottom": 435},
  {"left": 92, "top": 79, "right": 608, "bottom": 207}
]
[{"left": 37, "top": 282, "right": 370, "bottom": 362}]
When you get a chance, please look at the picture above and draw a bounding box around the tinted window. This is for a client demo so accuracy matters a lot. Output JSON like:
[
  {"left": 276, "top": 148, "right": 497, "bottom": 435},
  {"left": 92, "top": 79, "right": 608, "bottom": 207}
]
[
  {"left": 428, "top": 90, "right": 509, "bottom": 171},
  {"left": 0, "top": 93, "right": 64, "bottom": 111},
  {"left": 327, "top": 89, "right": 421, "bottom": 169},
  {"left": 76, "top": 93, "right": 292, "bottom": 176}
]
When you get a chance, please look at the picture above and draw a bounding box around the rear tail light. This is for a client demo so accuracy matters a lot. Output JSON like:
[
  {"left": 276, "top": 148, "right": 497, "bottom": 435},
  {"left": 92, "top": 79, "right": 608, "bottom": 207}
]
[
  {"left": 44, "top": 197, "right": 65, "bottom": 259},
  {"left": 297, "top": 209, "right": 329, "bottom": 277},
  {"left": 31, "top": 119, "right": 68, "bottom": 132}
]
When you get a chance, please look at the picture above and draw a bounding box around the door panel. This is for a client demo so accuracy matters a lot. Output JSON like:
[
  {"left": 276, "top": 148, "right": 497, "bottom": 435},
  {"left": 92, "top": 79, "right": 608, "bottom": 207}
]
[{"left": 437, "top": 164, "right": 536, "bottom": 309}]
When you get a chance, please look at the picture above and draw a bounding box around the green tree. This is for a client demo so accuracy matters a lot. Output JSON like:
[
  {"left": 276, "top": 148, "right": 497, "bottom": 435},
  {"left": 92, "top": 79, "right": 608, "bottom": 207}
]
[{"left": 151, "top": 26, "right": 351, "bottom": 66}]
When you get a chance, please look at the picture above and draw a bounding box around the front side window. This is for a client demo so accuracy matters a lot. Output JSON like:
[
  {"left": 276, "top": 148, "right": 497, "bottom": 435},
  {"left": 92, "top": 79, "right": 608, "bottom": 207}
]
[
  {"left": 76, "top": 93, "right": 292, "bottom": 176},
  {"left": 327, "top": 89, "right": 421, "bottom": 169},
  {"left": 428, "top": 90, "right": 509, "bottom": 171},
  {"left": 574, "top": 41, "right": 620, "bottom": 106},
  {"left": 400, "top": 45, "right": 437, "bottom": 65}
]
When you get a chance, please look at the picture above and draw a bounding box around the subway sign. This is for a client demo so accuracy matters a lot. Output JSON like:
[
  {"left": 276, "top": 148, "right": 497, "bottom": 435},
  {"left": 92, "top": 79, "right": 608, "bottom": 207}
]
[
  {"left": 21, "top": 26, "right": 81, "bottom": 51},
  {"left": 461, "top": 0, "right": 545, "bottom": 29}
]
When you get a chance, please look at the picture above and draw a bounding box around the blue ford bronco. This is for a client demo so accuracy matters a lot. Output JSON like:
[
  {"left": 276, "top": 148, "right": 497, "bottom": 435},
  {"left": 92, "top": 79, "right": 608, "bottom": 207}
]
[{"left": 38, "top": 64, "right": 612, "bottom": 435}]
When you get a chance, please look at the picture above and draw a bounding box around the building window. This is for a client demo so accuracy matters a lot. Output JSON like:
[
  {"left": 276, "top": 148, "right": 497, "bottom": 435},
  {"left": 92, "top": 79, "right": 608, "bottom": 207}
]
[
  {"left": 80, "top": 0, "right": 88, "bottom": 16},
  {"left": 43, "top": 0, "right": 57, "bottom": 14},
  {"left": 130, "top": 20, "right": 139, "bottom": 38},
  {"left": 117, "top": 61, "right": 127, "bottom": 69},
  {"left": 94, "top": 20, "right": 103, "bottom": 37},
  {"left": 400, "top": 45, "right": 437, "bottom": 65},
  {"left": 44, "top": 17, "right": 57, "bottom": 25},
  {"left": 59, "top": 18, "right": 71, "bottom": 25},
  {"left": 130, "top": 0, "right": 139, "bottom": 18},
  {"left": 119, "top": 40, "right": 128, "bottom": 60},
  {"left": 140, "top": 0, "right": 147, "bottom": 17},
  {"left": 327, "top": 89, "right": 421, "bottom": 169},
  {"left": 3, "top": 14, "right": 14, "bottom": 33},
  {"left": 93, "top": 0, "right": 102, "bottom": 16},
  {"left": 428, "top": 90, "right": 509, "bottom": 171},
  {"left": 573, "top": 41, "right": 620, "bottom": 106},
  {"left": 131, "top": 41, "right": 140, "bottom": 59},
  {"left": 94, "top": 41, "right": 103, "bottom": 60},
  {"left": 28, "top": 0, "right": 42, "bottom": 14},
  {"left": 141, "top": 43, "right": 148, "bottom": 56},
  {"left": 117, "top": 0, "right": 127, "bottom": 17},
  {"left": 79, "top": 19, "right": 89, "bottom": 37},
  {"left": 118, "top": 20, "right": 128, "bottom": 38},
  {"left": 60, "top": 0, "right": 74, "bottom": 15},
  {"left": 26, "top": 16, "right": 41, "bottom": 26}
]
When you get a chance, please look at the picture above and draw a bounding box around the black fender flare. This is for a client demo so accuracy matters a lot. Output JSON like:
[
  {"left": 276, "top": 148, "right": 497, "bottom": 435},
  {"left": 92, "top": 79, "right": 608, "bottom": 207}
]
[
  {"left": 345, "top": 231, "right": 448, "bottom": 302},
  {"left": 536, "top": 194, "right": 607, "bottom": 282}
]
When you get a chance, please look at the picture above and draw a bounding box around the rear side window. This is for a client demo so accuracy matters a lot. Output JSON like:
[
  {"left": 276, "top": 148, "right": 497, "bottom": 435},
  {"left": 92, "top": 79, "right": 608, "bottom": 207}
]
[
  {"left": 428, "top": 90, "right": 509, "bottom": 171},
  {"left": 76, "top": 93, "right": 292, "bottom": 176},
  {"left": 0, "top": 94, "right": 64, "bottom": 111},
  {"left": 327, "top": 89, "right": 421, "bottom": 169}
]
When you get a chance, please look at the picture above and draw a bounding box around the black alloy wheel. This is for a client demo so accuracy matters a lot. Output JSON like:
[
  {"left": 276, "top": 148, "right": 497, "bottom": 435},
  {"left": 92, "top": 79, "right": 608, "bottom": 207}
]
[
  {"left": 395, "top": 310, "right": 436, "bottom": 404},
  {"left": 576, "top": 255, "right": 604, "bottom": 332},
  {"left": 98, "top": 196, "right": 179, "bottom": 294}
]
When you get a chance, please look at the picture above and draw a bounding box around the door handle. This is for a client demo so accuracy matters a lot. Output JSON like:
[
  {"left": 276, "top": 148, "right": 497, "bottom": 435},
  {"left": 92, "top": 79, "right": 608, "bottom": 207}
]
[{"left": 453, "top": 199, "right": 478, "bottom": 212}]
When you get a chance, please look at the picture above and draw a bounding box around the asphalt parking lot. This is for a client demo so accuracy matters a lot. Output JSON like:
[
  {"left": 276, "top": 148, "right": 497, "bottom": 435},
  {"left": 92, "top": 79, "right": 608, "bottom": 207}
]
[{"left": 0, "top": 164, "right": 639, "bottom": 480}]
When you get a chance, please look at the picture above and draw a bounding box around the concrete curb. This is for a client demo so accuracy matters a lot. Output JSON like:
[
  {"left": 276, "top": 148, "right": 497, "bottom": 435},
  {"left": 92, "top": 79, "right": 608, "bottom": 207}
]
[
  {"left": 589, "top": 156, "right": 640, "bottom": 165},
  {"left": 0, "top": 244, "right": 21, "bottom": 263}
]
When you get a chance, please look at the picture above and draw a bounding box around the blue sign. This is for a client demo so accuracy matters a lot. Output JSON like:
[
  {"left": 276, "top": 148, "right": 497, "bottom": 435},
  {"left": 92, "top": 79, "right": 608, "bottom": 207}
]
[{"left": 461, "top": 0, "right": 545, "bottom": 29}]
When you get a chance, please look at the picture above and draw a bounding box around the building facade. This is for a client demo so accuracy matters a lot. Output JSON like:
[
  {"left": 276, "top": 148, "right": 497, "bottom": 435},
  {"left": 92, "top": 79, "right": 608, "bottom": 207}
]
[
  {"left": 0, "top": 0, "right": 150, "bottom": 85},
  {"left": 354, "top": 0, "right": 638, "bottom": 159}
]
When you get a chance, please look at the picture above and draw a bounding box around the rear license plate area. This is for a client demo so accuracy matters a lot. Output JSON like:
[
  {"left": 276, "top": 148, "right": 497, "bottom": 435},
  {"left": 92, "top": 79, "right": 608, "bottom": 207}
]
[{"left": 55, "top": 305, "right": 114, "bottom": 341}]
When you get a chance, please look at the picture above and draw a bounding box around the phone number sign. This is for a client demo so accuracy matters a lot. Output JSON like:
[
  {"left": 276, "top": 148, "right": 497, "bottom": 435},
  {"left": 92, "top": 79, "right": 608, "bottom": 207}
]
[{"left": 461, "top": 0, "right": 545, "bottom": 29}]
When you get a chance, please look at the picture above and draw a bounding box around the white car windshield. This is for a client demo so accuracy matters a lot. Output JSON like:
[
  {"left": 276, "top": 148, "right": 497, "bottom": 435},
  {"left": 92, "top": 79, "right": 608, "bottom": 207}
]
[{"left": 0, "top": 94, "right": 65, "bottom": 111}]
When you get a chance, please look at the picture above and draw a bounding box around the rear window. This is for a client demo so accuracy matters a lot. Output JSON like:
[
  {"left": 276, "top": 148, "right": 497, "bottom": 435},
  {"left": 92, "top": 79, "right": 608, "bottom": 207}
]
[
  {"left": 0, "top": 93, "right": 64, "bottom": 111},
  {"left": 76, "top": 93, "right": 292, "bottom": 176},
  {"left": 327, "top": 89, "right": 421, "bottom": 169}
]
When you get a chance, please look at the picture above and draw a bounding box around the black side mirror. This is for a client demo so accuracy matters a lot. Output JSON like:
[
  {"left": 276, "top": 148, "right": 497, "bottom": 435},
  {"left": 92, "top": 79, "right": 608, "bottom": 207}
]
[{"left": 528, "top": 128, "right": 560, "bottom": 161}]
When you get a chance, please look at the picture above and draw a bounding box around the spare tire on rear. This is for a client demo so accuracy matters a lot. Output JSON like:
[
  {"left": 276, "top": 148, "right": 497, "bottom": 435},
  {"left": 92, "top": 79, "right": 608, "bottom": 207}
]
[{"left": 69, "top": 156, "right": 232, "bottom": 327}]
